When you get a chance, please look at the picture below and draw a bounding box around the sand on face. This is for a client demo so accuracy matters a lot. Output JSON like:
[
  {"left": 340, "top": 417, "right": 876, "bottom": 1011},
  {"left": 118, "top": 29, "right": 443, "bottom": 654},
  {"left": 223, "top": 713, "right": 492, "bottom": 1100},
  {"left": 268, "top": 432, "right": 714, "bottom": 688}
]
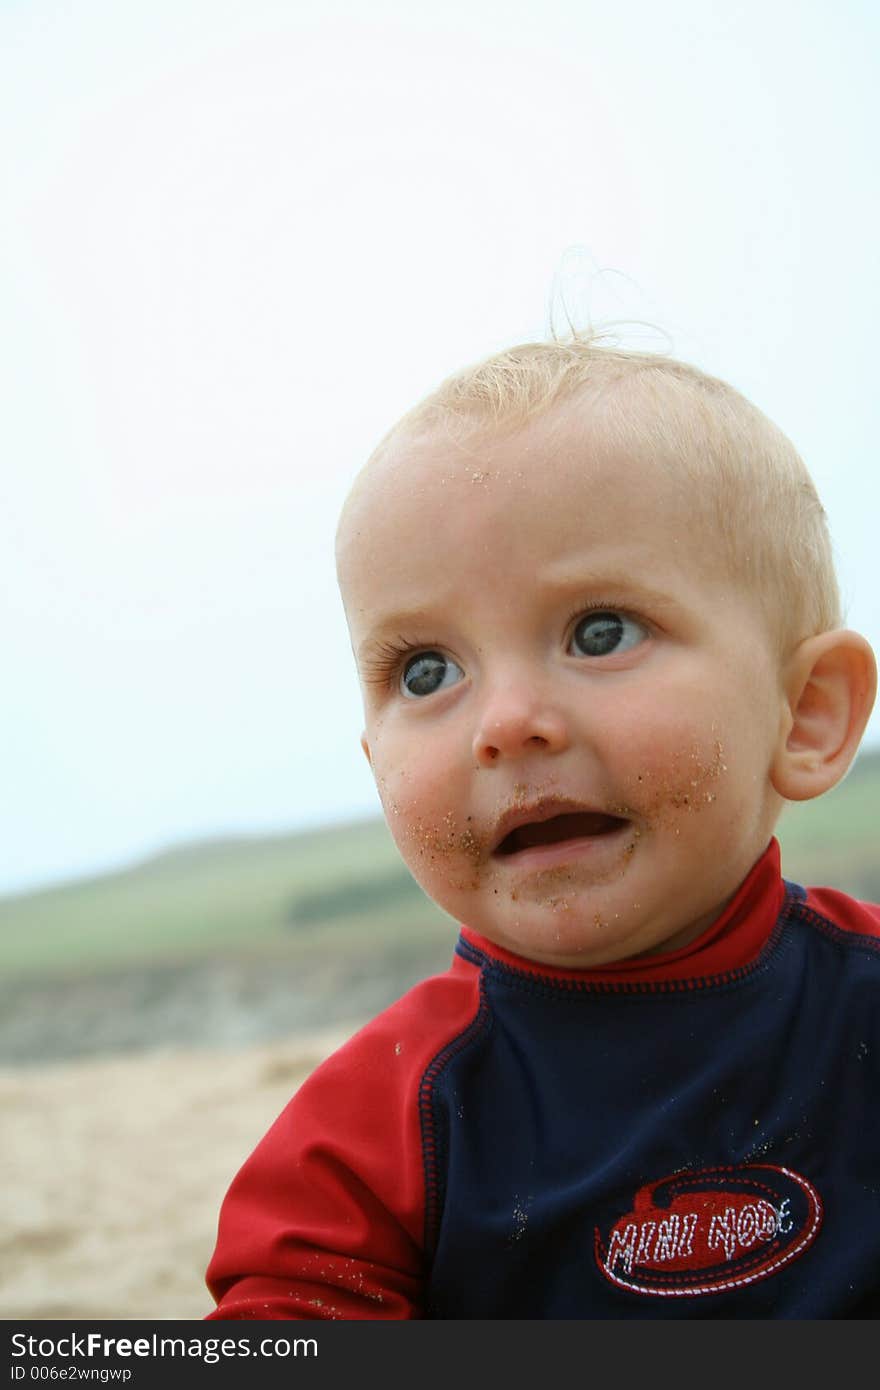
[{"left": 0, "top": 1023, "right": 361, "bottom": 1321}]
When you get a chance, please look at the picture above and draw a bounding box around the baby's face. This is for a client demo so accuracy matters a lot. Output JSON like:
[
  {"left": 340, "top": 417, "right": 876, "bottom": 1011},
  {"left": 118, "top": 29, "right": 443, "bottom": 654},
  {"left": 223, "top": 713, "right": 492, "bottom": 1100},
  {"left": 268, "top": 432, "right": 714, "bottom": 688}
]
[{"left": 337, "top": 401, "right": 788, "bottom": 968}]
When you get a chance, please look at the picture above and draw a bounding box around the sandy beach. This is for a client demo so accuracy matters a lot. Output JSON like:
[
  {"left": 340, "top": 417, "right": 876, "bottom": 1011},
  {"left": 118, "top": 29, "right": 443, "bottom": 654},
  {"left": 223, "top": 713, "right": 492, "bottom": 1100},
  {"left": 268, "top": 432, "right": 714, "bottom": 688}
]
[{"left": 1, "top": 1024, "right": 361, "bottom": 1321}]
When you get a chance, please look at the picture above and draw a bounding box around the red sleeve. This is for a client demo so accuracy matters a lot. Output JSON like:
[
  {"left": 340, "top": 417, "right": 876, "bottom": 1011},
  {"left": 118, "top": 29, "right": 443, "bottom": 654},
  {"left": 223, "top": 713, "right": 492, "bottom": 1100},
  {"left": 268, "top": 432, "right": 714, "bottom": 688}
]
[
  {"left": 204, "top": 961, "right": 481, "bottom": 1320},
  {"left": 804, "top": 886, "right": 880, "bottom": 940}
]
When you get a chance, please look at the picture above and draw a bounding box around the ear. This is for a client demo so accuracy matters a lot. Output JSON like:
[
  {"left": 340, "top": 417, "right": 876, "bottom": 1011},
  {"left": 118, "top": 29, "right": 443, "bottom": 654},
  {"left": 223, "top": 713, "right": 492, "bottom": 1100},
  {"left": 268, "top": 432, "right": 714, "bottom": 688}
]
[
  {"left": 771, "top": 629, "right": 877, "bottom": 802},
  {"left": 360, "top": 731, "right": 373, "bottom": 769}
]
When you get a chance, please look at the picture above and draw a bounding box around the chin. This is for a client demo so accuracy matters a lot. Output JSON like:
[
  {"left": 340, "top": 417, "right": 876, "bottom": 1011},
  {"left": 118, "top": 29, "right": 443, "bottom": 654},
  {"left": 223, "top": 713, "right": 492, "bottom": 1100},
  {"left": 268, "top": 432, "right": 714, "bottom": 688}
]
[{"left": 485, "top": 909, "right": 656, "bottom": 970}]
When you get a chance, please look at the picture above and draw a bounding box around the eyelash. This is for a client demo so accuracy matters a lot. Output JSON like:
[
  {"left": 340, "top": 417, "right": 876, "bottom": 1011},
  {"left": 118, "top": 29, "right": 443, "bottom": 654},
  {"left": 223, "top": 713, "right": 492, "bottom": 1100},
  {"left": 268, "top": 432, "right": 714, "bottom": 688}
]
[
  {"left": 563, "top": 600, "right": 650, "bottom": 645},
  {"left": 360, "top": 602, "right": 650, "bottom": 691},
  {"left": 360, "top": 636, "right": 445, "bottom": 689}
]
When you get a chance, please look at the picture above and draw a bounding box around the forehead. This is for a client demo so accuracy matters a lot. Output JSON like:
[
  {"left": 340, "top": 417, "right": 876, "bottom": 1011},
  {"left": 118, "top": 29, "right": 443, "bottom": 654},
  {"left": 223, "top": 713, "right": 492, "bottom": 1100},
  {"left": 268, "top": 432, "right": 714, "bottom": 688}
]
[{"left": 336, "top": 400, "right": 703, "bottom": 601}]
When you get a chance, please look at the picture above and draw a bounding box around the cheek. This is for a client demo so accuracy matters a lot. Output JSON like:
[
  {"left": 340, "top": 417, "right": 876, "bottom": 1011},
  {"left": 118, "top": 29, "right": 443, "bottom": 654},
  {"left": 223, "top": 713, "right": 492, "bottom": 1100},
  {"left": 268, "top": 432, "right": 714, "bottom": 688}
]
[
  {"left": 611, "top": 678, "right": 772, "bottom": 836},
  {"left": 366, "top": 728, "right": 485, "bottom": 887},
  {"left": 608, "top": 699, "right": 733, "bottom": 826},
  {"left": 367, "top": 724, "right": 444, "bottom": 824}
]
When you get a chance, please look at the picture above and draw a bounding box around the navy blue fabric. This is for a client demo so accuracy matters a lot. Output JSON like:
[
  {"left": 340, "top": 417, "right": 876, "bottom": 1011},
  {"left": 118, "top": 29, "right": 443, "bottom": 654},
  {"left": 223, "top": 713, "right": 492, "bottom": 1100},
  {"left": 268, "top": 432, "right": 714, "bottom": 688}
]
[{"left": 424, "top": 889, "right": 880, "bottom": 1318}]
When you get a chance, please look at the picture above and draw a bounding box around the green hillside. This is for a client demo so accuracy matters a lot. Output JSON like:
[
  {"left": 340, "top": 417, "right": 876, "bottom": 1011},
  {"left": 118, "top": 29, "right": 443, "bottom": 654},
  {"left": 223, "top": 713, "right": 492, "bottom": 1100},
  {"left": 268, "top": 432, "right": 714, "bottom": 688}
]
[{"left": 0, "top": 818, "right": 448, "bottom": 981}]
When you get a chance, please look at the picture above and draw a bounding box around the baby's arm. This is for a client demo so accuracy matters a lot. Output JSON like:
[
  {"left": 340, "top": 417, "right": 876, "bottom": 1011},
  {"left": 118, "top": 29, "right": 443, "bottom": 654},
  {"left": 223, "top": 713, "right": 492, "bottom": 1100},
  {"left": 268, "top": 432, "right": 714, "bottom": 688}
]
[
  {"left": 205, "top": 980, "right": 471, "bottom": 1320},
  {"left": 206, "top": 1076, "right": 423, "bottom": 1316}
]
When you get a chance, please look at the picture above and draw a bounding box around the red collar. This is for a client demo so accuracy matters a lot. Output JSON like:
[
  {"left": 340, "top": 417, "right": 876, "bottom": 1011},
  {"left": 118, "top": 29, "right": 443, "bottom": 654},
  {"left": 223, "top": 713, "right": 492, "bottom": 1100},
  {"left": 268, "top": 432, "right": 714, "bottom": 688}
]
[{"left": 459, "top": 837, "right": 786, "bottom": 985}]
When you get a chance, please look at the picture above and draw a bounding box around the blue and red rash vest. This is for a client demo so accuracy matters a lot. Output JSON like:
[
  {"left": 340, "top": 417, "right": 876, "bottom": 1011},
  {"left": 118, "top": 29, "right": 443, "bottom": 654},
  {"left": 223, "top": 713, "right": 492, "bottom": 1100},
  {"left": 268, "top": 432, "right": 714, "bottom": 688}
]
[{"left": 205, "top": 839, "right": 880, "bottom": 1319}]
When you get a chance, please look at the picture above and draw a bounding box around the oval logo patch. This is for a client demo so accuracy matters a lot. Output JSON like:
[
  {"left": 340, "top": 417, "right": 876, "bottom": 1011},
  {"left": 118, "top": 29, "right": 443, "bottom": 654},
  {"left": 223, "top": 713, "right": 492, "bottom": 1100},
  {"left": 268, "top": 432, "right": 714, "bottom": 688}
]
[{"left": 594, "top": 1164, "right": 822, "bottom": 1297}]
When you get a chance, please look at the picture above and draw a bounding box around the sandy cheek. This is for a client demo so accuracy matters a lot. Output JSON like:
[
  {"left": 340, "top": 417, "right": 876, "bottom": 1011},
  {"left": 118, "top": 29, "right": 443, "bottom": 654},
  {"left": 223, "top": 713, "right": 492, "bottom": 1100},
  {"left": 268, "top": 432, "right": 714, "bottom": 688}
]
[
  {"left": 372, "top": 767, "right": 486, "bottom": 894},
  {"left": 617, "top": 735, "right": 729, "bottom": 834}
]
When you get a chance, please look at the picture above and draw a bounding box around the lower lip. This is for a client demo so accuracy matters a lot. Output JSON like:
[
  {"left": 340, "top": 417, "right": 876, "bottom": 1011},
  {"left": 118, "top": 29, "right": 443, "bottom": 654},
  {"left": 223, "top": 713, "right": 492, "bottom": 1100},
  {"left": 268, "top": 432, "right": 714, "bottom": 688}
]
[{"left": 492, "top": 824, "right": 632, "bottom": 873}]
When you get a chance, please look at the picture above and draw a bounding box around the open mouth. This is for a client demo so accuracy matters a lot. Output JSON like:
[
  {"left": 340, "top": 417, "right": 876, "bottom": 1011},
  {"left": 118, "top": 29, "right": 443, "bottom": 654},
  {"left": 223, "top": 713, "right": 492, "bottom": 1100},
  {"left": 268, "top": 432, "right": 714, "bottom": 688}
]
[{"left": 494, "top": 811, "right": 629, "bottom": 857}]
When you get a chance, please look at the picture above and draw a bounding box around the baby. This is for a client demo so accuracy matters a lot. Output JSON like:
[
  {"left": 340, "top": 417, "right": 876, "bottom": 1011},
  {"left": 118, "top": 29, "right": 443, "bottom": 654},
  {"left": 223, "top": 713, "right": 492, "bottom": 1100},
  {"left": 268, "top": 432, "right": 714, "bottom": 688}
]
[{"left": 206, "top": 339, "right": 880, "bottom": 1318}]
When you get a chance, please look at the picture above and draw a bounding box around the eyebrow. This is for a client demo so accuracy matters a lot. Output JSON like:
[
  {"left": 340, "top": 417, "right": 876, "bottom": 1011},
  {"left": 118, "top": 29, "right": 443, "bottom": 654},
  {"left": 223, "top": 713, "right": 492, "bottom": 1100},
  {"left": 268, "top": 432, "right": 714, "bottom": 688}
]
[
  {"left": 539, "top": 563, "right": 686, "bottom": 603},
  {"left": 582, "top": 560, "right": 715, "bottom": 624}
]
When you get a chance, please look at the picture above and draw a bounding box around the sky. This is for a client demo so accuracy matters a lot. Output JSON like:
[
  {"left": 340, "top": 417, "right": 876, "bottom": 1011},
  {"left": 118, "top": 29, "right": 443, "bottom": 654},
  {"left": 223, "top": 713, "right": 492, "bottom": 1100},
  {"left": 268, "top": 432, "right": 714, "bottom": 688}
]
[{"left": 2, "top": 0, "right": 878, "bottom": 897}]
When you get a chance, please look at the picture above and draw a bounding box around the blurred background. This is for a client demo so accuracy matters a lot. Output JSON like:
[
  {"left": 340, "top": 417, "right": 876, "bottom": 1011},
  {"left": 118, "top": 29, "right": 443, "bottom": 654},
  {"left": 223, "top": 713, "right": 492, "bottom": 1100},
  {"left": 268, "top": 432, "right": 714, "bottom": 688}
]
[{"left": 1, "top": 0, "right": 878, "bottom": 1319}]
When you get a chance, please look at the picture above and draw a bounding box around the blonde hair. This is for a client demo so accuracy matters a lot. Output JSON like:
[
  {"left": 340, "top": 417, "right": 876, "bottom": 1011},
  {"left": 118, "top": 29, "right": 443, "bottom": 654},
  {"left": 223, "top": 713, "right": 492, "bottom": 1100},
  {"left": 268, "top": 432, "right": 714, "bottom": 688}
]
[{"left": 363, "top": 337, "right": 842, "bottom": 657}]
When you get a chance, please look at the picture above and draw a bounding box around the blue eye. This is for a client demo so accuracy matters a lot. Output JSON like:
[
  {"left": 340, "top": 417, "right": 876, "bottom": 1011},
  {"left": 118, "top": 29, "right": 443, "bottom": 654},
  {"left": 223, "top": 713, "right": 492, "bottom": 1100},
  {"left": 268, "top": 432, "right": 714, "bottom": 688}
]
[
  {"left": 401, "top": 651, "right": 464, "bottom": 698},
  {"left": 570, "top": 610, "right": 647, "bottom": 658}
]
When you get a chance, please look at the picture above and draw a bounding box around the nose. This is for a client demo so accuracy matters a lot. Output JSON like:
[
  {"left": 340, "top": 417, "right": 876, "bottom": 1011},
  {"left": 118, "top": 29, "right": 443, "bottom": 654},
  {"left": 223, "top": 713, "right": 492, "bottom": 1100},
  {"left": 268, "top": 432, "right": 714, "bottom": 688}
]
[{"left": 472, "top": 680, "right": 570, "bottom": 767}]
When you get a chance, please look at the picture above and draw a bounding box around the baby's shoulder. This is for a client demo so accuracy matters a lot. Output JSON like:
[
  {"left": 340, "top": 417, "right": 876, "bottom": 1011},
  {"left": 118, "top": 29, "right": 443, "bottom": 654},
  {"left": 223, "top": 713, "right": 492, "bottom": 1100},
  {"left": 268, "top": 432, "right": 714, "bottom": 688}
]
[
  {"left": 794, "top": 881, "right": 880, "bottom": 947},
  {"left": 299, "top": 948, "right": 484, "bottom": 1102}
]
